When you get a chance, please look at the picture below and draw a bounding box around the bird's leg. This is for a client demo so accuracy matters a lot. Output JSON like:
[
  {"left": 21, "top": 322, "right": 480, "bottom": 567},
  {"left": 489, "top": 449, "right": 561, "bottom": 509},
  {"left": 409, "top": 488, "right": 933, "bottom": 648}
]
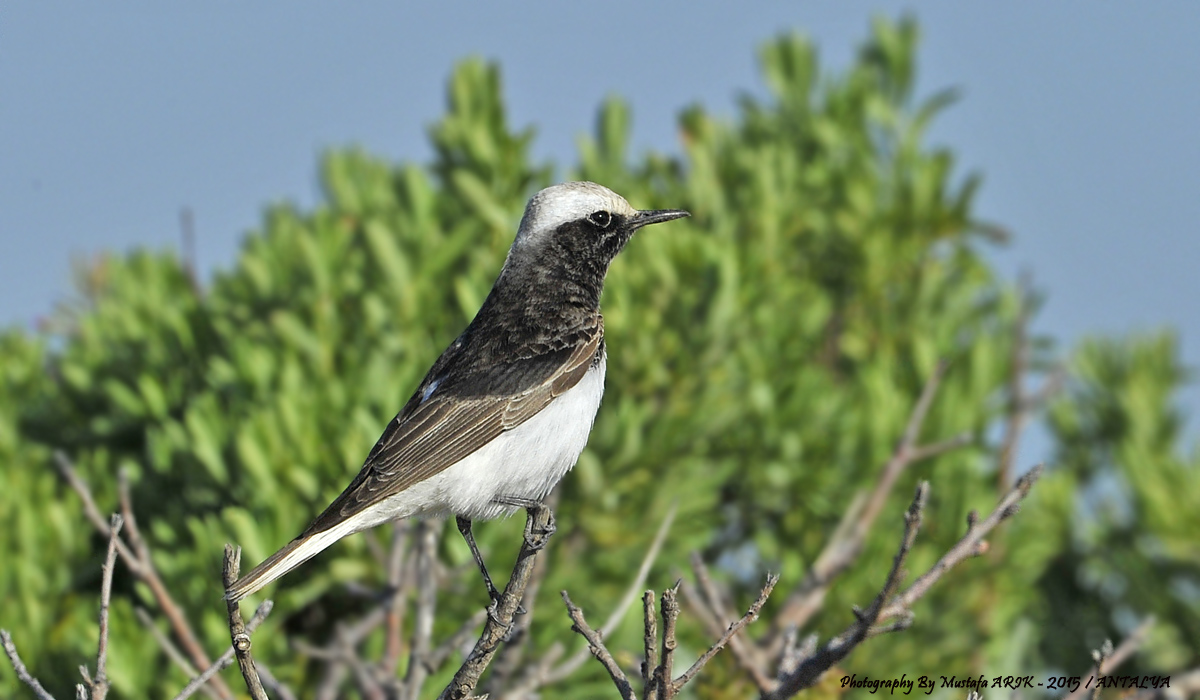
[{"left": 455, "top": 515, "right": 501, "bottom": 604}]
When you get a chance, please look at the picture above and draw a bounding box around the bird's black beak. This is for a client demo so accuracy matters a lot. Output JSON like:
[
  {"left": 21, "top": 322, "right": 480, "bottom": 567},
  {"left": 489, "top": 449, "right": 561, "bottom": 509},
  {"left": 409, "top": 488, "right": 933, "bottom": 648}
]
[{"left": 630, "top": 209, "right": 690, "bottom": 230}]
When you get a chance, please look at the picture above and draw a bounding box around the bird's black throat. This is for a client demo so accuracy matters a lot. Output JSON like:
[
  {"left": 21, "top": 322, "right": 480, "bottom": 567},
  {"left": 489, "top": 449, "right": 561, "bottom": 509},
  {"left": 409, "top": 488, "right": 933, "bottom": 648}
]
[{"left": 458, "top": 214, "right": 634, "bottom": 363}]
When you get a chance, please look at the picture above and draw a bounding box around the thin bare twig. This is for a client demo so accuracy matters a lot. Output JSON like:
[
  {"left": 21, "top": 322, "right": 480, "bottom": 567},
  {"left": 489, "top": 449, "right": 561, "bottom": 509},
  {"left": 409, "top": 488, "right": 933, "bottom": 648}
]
[
  {"left": 481, "top": 555, "right": 549, "bottom": 697},
  {"left": 438, "top": 505, "right": 556, "bottom": 700},
  {"left": 1, "top": 630, "right": 59, "bottom": 700},
  {"left": 497, "top": 503, "right": 674, "bottom": 700},
  {"left": 879, "top": 466, "right": 1043, "bottom": 620},
  {"left": 767, "top": 483, "right": 929, "bottom": 699},
  {"left": 171, "top": 601, "right": 274, "bottom": 700},
  {"left": 671, "top": 573, "right": 778, "bottom": 693},
  {"left": 1064, "top": 617, "right": 1155, "bottom": 700},
  {"left": 1089, "top": 640, "right": 1114, "bottom": 700},
  {"left": 54, "top": 451, "right": 233, "bottom": 700},
  {"left": 642, "top": 591, "right": 658, "bottom": 700},
  {"left": 222, "top": 545, "right": 270, "bottom": 700},
  {"left": 117, "top": 471, "right": 147, "bottom": 561},
  {"left": 770, "top": 362, "right": 970, "bottom": 638},
  {"left": 679, "top": 554, "right": 775, "bottom": 693},
  {"left": 655, "top": 585, "right": 681, "bottom": 700},
  {"left": 543, "top": 504, "right": 677, "bottom": 685},
  {"left": 137, "top": 608, "right": 206, "bottom": 692},
  {"left": 86, "top": 513, "right": 124, "bottom": 700},
  {"left": 561, "top": 592, "right": 635, "bottom": 700}
]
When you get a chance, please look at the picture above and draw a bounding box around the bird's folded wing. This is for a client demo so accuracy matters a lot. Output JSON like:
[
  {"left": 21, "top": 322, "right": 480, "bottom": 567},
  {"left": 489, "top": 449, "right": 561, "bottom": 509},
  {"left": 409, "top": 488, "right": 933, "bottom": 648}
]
[{"left": 301, "top": 326, "right": 601, "bottom": 536}]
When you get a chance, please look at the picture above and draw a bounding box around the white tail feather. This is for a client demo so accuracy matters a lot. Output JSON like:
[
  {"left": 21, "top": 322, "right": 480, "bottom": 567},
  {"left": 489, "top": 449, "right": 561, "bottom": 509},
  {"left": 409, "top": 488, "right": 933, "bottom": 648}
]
[{"left": 226, "top": 521, "right": 358, "bottom": 602}]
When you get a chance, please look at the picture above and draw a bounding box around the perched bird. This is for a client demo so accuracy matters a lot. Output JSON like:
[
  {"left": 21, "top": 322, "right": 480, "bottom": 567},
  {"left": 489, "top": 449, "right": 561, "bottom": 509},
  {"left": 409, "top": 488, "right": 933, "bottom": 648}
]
[{"left": 227, "top": 182, "right": 689, "bottom": 603}]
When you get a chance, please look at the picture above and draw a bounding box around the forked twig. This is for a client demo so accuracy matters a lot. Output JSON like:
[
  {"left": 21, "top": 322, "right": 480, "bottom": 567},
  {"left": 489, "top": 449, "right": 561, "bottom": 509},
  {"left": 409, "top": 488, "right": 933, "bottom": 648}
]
[
  {"left": 542, "top": 504, "right": 677, "bottom": 686},
  {"left": 86, "top": 514, "right": 124, "bottom": 700},
  {"left": 766, "top": 483, "right": 929, "bottom": 699},
  {"left": 879, "top": 466, "right": 1043, "bottom": 620},
  {"left": 669, "top": 573, "right": 778, "bottom": 693},
  {"left": 54, "top": 451, "right": 233, "bottom": 700},
  {"left": 562, "top": 592, "right": 635, "bottom": 700},
  {"left": 770, "top": 362, "right": 970, "bottom": 639}
]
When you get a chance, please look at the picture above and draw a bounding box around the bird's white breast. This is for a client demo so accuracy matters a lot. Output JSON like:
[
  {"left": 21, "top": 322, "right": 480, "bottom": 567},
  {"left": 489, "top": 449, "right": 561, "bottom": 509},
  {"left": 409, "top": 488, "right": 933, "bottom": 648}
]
[{"left": 362, "top": 353, "right": 607, "bottom": 525}]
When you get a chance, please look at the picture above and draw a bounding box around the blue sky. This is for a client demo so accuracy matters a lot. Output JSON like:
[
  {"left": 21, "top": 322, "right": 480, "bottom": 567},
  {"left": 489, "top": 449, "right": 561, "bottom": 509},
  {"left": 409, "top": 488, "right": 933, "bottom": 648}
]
[{"left": 3, "top": 2, "right": 1198, "bottom": 452}]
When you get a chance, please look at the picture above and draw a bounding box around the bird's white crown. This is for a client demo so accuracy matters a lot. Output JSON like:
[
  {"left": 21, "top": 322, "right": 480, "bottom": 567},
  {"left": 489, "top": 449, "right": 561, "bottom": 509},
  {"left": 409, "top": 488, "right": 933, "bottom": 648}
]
[{"left": 513, "top": 182, "right": 637, "bottom": 248}]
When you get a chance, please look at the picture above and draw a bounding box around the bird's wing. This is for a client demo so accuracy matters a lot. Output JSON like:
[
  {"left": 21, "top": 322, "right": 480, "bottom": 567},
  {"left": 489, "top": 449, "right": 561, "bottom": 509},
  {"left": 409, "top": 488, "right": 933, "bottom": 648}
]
[{"left": 301, "top": 322, "right": 602, "bottom": 536}]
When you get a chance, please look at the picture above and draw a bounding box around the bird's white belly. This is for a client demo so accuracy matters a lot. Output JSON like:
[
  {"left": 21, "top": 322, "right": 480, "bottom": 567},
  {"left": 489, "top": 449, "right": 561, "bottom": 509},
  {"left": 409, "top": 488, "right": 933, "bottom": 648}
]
[{"left": 368, "top": 354, "right": 606, "bottom": 523}]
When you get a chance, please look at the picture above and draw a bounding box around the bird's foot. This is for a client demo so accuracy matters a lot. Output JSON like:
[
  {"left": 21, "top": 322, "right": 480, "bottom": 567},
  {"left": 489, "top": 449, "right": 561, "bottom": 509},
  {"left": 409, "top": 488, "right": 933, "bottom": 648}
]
[
  {"left": 485, "top": 582, "right": 527, "bottom": 620},
  {"left": 522, "top": 505, "right": 556, "bottom": 552},
  {"left": 491, "top": 496, "right": 557, "bottom": 551},
  {"left": 486, "top": 597, "right": 528, "bottom": 629}
]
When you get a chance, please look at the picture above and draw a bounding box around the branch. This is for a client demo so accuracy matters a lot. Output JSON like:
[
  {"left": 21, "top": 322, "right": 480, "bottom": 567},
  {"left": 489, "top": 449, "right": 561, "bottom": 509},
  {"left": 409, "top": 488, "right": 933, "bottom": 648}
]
[
  {"left": 171, "top": 601, "right": 273, "bottom": 700},
  {"left": 484, "top": 488, "right": 563, "bottom": 696},
  {"left": 1063, "top": 616, "right": 1155, "bottom": 700},
  {"left": 1, "top": 630, "right": 59, "bottom": 700},
  {"left": 767, "top": 482, "right": 929, "bottom": 699},
  {"left": 878, "top": 466, "right": 1043, "bottom": 620},
  {"left": 670, "top": 573, "right": 778, "bottom": 694},
  {"left": 654, "top": 585, "right": 681, "bottom": 700},
  {"left": 497, "top": 506, "right": 665, "bottom": 699},
  {"left": 222, "top": 545, "right": 270, "bottom": 700},
  {"left": 642, "top": 591, "right": 658, "bottom": 700},
  {"left": 438, "top": 504, "right": 556, "bottom": 700},
  {"left": 54, "top": 451, "right": 233, "bottom": 700},
  {"left": 770, "top": 361, "right": 970, "bottom": 638},
  {"left": 137, "top": 608, "right": 213, "bottom": 699},
  {"left": 541, "top": 504, "right": 677, "bottom": 686},
  {"left": 561, "top": 592, "right": 635, "bottom": 700},
  {"left": 557, "top": 567, "right": 777, "bottom": 700},
  {"left": 86, "top": 513, "right": 124, "bottom": 700},
  {"left": 680, "top": 554, "right": 775, "bottom": 692}
]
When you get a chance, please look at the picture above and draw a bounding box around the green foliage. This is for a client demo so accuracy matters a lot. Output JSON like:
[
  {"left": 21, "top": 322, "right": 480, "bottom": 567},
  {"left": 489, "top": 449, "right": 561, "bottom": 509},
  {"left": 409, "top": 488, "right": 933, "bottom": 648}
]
[
  {"left": 1, "top": 17, "right": 1195, "bottom": 698},
  {"left": 1042, "top": 334, "right": 1200, "bottom": 671}
]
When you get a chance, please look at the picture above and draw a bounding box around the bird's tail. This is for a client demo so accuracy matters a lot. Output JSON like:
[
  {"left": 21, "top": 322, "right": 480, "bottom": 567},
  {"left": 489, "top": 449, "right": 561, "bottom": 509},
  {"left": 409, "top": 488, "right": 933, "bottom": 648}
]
[{"left": 225, "top": 522, "right": 355, "bottom": 602}]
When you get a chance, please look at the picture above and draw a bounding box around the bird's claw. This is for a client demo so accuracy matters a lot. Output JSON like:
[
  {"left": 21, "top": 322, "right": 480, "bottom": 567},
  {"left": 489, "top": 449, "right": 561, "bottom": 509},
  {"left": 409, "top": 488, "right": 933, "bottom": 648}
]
[
  {"left": 522, "top": 507, "right": 556, "bottom": 551},
  {"left": 485, "top": 598, "right": 527, "bottom": 630}
]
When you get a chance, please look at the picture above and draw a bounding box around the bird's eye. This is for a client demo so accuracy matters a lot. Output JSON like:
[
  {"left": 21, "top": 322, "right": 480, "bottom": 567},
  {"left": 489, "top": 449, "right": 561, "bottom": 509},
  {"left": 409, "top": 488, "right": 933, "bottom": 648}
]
[{"left": 588, "top": 210, "right": 612, "bottom": 228}]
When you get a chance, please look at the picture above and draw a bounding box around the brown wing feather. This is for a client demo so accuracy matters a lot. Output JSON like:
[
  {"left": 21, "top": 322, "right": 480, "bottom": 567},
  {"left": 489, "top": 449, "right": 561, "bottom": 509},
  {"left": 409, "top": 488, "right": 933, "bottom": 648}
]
[{"left": 302, "top": 323, "right": 602, "bottom": 536}]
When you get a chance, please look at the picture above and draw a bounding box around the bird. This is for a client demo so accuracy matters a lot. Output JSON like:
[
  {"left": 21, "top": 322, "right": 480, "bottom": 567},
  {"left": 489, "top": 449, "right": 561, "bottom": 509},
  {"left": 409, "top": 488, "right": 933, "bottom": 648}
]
[{"left": 226, "top": 181, "right": 689, "bottom": 603}]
